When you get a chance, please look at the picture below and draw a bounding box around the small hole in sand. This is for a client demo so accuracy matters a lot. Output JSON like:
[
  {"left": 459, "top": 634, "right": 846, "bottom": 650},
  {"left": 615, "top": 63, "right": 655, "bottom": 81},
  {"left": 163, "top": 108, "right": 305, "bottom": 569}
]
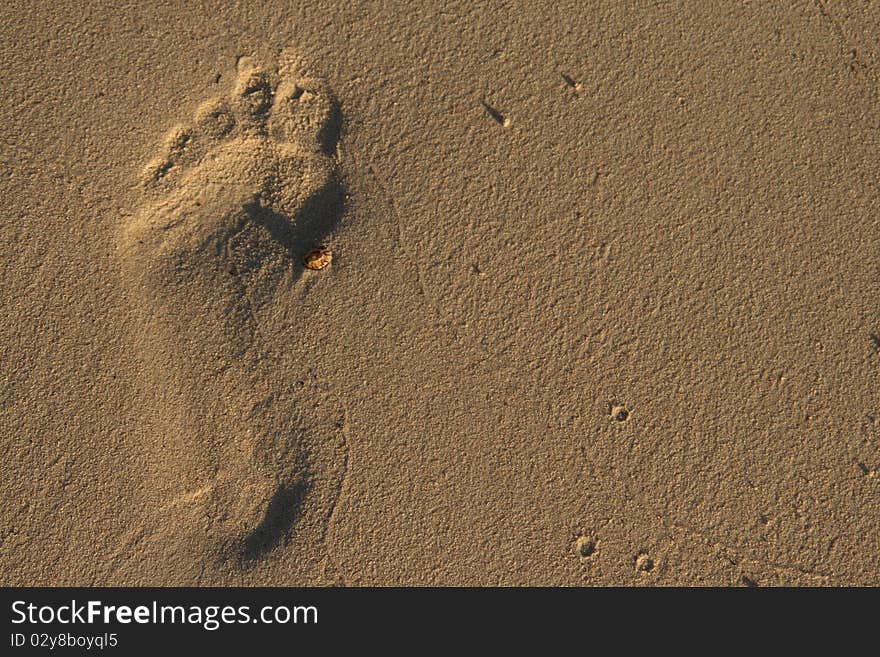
[
  {"left": 635, "top": 552, "right": 654, "bottom": 573},
  {"left": 611, "top": 404, "right": 629, "bottom": 422},
  {"left": 575, "top": 536, "right": 596, "bottom": 558}
]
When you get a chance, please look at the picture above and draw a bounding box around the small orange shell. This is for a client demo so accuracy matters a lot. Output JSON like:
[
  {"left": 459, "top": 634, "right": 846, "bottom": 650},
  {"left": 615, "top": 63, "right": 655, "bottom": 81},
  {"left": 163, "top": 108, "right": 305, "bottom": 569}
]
[{"left": 302, "top": 247, "right": 332, "bottom": 270}]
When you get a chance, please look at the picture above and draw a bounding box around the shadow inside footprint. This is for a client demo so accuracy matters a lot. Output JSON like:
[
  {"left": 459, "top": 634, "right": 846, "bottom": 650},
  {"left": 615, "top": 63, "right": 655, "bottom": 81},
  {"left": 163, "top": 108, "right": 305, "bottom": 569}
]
[
  {"left": 241, "top": 172, "right": 346, "bottom": 284},
  {"left": 292, "top": 172, "right": 346, "bottom": 252},
  {"left": 317, "top": 102, "right": 343, "bottom": 157},
  {"left": 238, "top": 480, "right": 310, "bottom": 565}
]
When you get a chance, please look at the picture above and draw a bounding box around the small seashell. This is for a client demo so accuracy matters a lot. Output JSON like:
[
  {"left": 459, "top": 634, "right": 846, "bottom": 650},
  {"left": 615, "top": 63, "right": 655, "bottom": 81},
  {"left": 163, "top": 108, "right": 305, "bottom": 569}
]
[{"left": 302, "top": 246, "right": 332, "bottom": 270}]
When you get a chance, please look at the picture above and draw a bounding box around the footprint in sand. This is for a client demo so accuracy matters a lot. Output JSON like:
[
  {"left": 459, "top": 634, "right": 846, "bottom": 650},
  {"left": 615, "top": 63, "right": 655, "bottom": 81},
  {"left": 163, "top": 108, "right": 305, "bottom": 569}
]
[{"left": 113, "top": 50, "right": 347, "bottom": 583}]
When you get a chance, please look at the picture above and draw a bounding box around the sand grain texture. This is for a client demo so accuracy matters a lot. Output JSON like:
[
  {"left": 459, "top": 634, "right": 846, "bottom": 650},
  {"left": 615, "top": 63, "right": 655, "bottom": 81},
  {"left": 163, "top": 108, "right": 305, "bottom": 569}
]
[{"left": 1, "top": 0, "right": 878, "bottom": 585}]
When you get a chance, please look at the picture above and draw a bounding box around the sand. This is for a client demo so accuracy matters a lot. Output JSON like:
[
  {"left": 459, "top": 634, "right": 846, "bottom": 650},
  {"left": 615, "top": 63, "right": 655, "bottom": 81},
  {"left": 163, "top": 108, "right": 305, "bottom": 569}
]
[{"left": 1, "top": 1, "right": 878, "bottom": 586}]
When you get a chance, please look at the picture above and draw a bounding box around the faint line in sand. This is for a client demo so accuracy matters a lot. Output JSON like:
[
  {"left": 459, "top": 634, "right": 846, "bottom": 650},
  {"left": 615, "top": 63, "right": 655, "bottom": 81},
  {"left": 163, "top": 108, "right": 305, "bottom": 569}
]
[
  {"left": 367, "top": 163, "right": 434, "bottom": 312},
  {"left": 812, "top": 0, "right": 876, "bottom": 86},
  {"left": 105, "top": 484, "right": 215, "bottom": 578},
  {"left": 320, "top": 408, "right": 351, "bottom": 585}
]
